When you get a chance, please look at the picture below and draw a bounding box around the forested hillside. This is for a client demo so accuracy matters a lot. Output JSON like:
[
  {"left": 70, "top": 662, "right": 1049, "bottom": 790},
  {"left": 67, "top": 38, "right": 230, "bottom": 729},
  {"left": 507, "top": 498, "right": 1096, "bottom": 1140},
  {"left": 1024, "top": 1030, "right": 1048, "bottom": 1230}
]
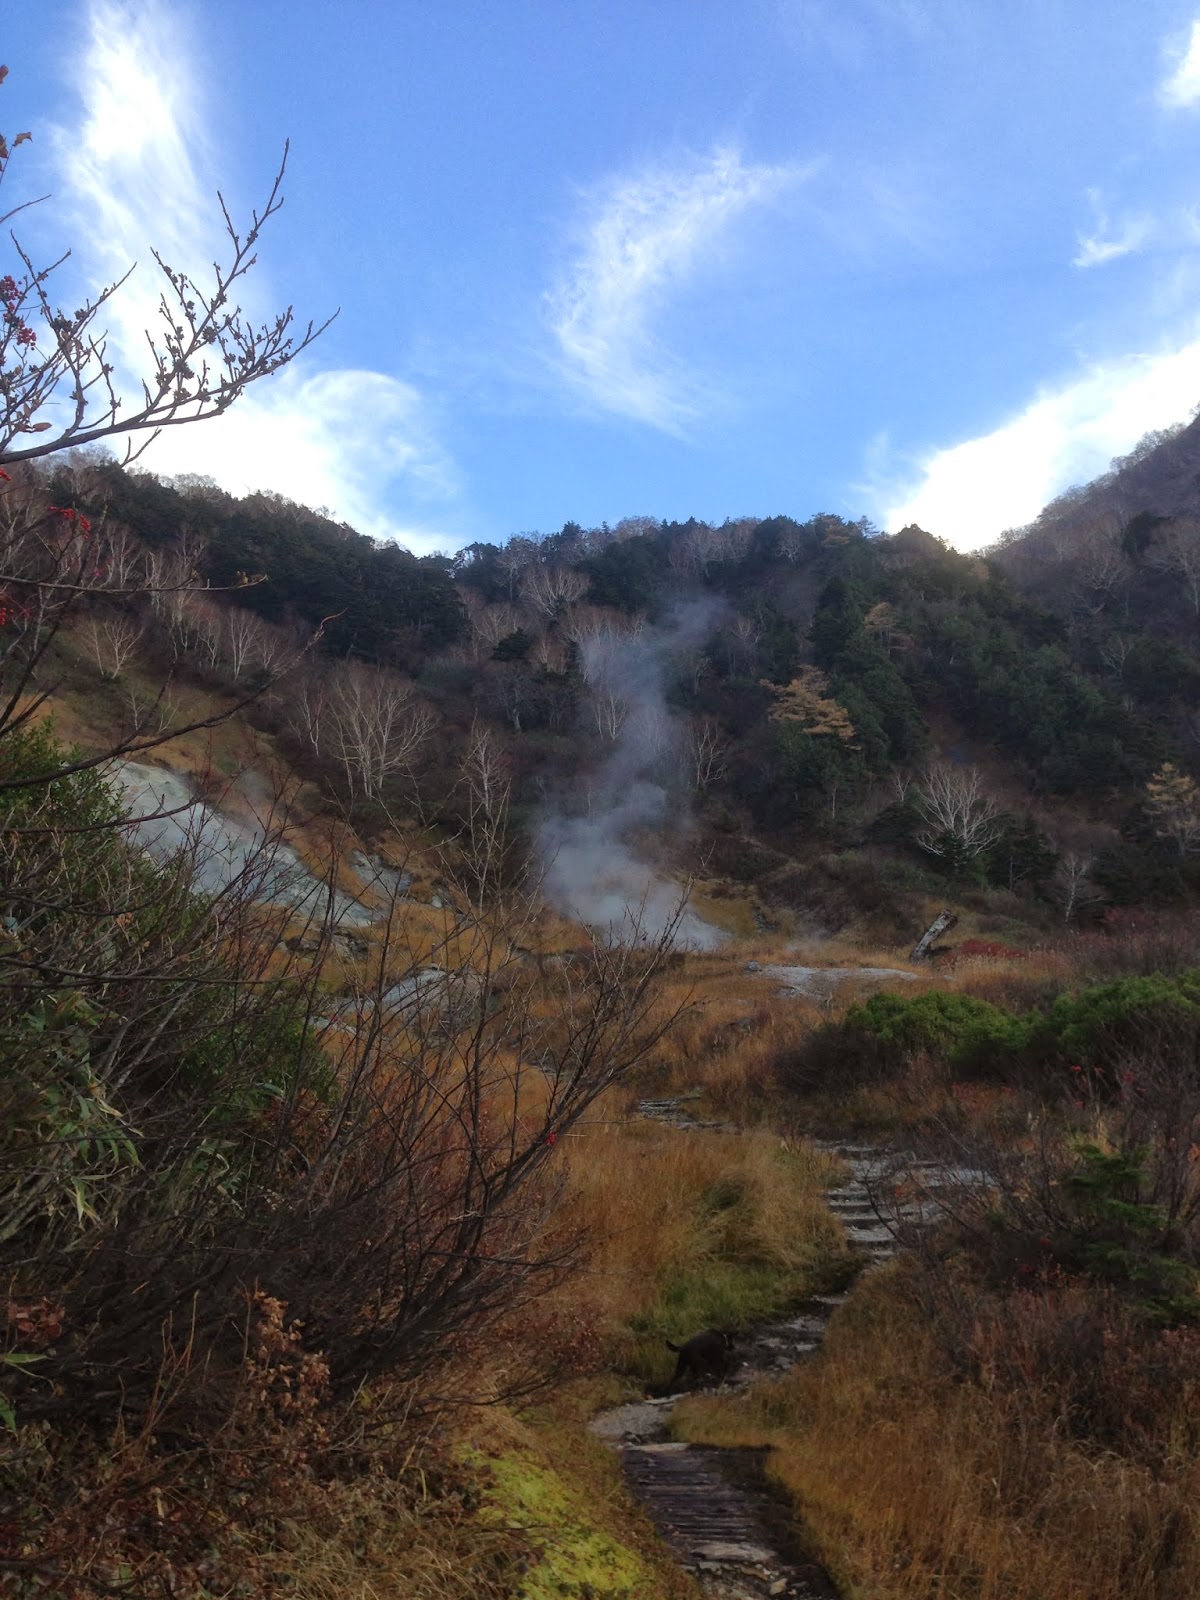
[{"left": 29, "top": 437, "right": 1200, "bottom": 942}]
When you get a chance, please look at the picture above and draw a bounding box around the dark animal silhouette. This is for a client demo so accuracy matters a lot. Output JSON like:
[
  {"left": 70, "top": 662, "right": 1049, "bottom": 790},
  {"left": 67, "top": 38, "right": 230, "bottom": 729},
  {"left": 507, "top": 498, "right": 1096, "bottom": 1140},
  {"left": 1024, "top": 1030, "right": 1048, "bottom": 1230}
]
[{"left": 657, "top": 1327, "right": 736, "bottom": 1393}]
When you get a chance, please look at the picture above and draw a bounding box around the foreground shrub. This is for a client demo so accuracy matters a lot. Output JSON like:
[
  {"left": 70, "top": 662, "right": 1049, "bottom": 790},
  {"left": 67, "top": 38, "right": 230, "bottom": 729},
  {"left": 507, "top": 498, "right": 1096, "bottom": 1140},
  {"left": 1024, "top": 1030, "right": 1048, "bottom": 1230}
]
[
  {"left": 777, "top": 988, "right": 1028, "bottom": 1094},
  {"left": 1035, "top": 971, "right": 1200, "bottom": 1074},
  {"left": 1, "top": 722, "right": 682, "bottom": 1532}
]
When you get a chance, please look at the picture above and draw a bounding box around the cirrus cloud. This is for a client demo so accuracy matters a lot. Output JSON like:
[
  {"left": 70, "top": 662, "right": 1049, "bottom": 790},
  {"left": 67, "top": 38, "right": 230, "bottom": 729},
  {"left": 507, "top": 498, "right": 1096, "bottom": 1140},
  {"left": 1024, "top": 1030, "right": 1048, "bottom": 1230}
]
[
  {"left": 546, "top": 147, "right": 809, "bottom": 433},
  {"left": 1161, "top": 18, "right": 1200, "bottom": 108},
  {"left": 1073, "top": 190, "right": 1152, "bottom": 268}
]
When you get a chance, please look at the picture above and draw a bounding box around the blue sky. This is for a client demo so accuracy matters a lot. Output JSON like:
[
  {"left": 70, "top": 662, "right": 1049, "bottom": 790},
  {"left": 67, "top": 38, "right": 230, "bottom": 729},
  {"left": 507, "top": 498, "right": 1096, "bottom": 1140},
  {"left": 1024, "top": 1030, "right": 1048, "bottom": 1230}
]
[{"left": 8, "top": 1, "right": 1200, "bottom": 555}]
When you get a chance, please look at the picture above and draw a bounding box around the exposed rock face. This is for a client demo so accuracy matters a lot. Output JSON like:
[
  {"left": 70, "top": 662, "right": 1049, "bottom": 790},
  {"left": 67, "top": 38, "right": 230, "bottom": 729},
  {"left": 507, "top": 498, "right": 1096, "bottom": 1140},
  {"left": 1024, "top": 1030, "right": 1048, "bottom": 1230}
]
[{"left": 113, "top": 760, "right": 378, "bottom": 926}]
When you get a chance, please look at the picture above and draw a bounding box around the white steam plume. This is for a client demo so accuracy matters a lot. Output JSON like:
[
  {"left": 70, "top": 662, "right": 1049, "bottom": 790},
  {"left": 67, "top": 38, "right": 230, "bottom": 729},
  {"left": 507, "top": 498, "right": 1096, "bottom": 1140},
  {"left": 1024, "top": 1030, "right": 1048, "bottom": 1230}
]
[{"left": 538, "top": 599, "right": 725, "bottom": 949}]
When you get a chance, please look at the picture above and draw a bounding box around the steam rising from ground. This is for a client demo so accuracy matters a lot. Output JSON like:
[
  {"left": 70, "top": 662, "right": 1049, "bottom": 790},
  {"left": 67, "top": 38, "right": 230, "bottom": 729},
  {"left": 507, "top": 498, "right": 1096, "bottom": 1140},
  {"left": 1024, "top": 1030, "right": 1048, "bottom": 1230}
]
[{"left": 538, "top": 600, "right": 725, "bottom": 948}]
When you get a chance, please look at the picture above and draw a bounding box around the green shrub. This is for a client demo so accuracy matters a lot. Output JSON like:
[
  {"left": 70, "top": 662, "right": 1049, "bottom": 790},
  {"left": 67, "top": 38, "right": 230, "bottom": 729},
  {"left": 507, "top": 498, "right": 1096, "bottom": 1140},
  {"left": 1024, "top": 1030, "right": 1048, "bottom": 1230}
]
[
  {"left": 1037, "top": 971, "right": 1200, "bottom": 1069},
  {"left": 781, "top": 971, "right": 1200, "bottom": 1099},
  {"left": 848, "top": 990, "right": 1029, "bottom": 1064},
  {"left": 961, "top": 1144, "right": 1200, "bottom": 1328}
]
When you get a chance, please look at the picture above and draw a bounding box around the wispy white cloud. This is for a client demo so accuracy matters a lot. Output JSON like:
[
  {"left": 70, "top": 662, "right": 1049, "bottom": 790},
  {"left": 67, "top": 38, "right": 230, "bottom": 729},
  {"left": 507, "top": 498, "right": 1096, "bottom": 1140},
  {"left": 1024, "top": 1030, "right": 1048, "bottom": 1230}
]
[
  {"left": 546, "top": 147, "right": 806, "bottom": 432},
  {"left": 49, "top": 0, "right": 458, "bottom": 551},
  {"left": 1161, "top": 18, "right": 1200, "bottom": 108},
  {"left": 140, "top": 368, "right": 459, "bottom": 550},
  {"left": 1073, "top": 190, "right": 1152, "bottom": 268},
  {"left": 876, "top": 337, "right": 1200, "bottom": 549}
]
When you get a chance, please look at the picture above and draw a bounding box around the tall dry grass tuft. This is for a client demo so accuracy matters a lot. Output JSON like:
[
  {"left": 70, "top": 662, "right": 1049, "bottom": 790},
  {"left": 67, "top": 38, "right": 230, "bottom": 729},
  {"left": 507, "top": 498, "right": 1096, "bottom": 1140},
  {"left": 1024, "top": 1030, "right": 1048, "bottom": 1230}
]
[
  {"left": 631, "top": 947, "right": 923, "bottom": 1120},
  {"left": 538, "top": 1118, "right": 847, "bottom": 1385},
  {"left": 282, "top": 1475, "right": 527, "bottom": 1600}
]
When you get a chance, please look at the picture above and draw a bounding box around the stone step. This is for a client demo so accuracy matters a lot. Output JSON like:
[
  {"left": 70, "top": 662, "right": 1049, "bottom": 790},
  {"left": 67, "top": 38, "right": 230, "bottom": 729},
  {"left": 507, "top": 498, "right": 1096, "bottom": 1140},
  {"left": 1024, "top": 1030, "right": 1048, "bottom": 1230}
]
[{"left": 842, "top": 1223, "right": 896, "bottom": 1246}]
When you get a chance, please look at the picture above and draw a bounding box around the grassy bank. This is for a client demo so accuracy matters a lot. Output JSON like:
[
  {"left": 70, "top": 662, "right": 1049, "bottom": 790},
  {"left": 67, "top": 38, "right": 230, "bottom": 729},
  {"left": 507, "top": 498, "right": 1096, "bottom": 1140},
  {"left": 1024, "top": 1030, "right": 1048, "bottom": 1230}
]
[{"left": 548, "top": 1117, "right": 849, "bottom": 1390}]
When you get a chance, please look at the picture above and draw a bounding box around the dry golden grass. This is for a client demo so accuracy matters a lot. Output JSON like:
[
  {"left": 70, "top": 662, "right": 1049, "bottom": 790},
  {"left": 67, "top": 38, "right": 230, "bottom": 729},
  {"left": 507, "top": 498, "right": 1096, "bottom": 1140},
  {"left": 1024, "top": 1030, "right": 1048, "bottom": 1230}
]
[
  {"left": 628, "top": 940, "right": 939, "bottom": 1127},
  {"left": 677, "top": 1266, "right": 1200, "bottom": 1600},
  {"left": 544, "top": 1116, "right": 847, "bottom": 1382},
  {"left": 265, "top": 1463, "right": 529, "bottom": 1600},
  {"left": 51, "top": 644, "right": 1167, "bottom": 1594},
  {"left": 687, "top": 882, "right": 784, "bottom": 941},
  {"left": 262, "top": 1099, "right": 843, "bottom": 1599}
]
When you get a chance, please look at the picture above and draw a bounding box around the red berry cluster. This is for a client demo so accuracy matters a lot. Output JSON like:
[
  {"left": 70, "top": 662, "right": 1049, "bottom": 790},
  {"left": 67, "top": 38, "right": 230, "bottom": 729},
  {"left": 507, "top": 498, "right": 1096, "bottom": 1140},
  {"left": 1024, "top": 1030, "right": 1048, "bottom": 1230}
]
[{"left": 46, "top": 504, "right": 92, "bottom": 534}]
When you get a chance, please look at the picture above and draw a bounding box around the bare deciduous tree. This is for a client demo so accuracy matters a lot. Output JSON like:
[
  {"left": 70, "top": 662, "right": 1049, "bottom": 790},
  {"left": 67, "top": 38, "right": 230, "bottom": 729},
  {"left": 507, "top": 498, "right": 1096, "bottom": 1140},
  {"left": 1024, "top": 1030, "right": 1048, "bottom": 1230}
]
[
  {"left": 289, "top": 667, "right": 330, "bottom": 757},
  {"left": 0, "top": 72, "right": 321, "bottom": 792},
  {"left": 78, "top": 608, "right": 143, "bottom": 680},
  {"left": 495, "top": 535, "right": 540, "bottom": 601},
  {"left": 249, "top": 614, "right": 304, "bottom": 679},
  {"left": 530, "top": 632, "right": 569, "bottom": 674},
  {"left": 469, "top": 601, "right": 523, "bottom": 660},
  {"left": 1049, "top": 849, "right": 1104, "bottom": 924},
  {"left": 721, "top": 613, "right": 762, "bottom": 675},
  {"left": 589, "top": 684, "right": 629, "bottom": 742},
  {"left": 687, "top": 714, "right": 729, "bottom": 792},
  {"left": 611, "top": 515, "right": 659, "bottom": 542},
  {"left": 485, "top": 661, "right": 536, "bottom": 734},
  {"left": 519, "top": 563, "right": 588, "bottom": 621},
  {"left": 190, "top": 595, "right": 226, "bottom": 668},
  {"left": 559, "top": 603, "right": 626, "bottom": 649},
  {"left": 0, "top": 69, "right": 332, "bottom": 468},
  {"left": 1149, "top": 517, "right": 1200, "bottom": 617},
  {"left": 219, "top": 606, "right": 270, "bottom": 681},
  {"left": 324, "top": 662, "right": 436, "bottom": 807},
  {"left": 913, "top": 762, "right": 1003, "bottom": 867},
  {"left": 1069, "top": 517, "right": 1129, "bottom": 617},
  {"left": 668, "top": 522, "right": 721, "bottom": 581},
  {"left": 1099, "top": 633, "right": 1134, "bottom": 681},
  {"left": 776, "top": 523, "right": 805, "bottom": 564},
  {"left": 92, "top": 523, "right": 145, "bottom": 591}
]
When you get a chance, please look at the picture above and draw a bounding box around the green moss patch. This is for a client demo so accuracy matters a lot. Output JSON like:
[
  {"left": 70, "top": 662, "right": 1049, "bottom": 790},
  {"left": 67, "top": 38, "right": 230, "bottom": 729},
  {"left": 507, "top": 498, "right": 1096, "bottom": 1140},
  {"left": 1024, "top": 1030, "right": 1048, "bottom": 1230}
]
[{"left": 464, "top": 1435, "right": 677, "bottom": 1599}]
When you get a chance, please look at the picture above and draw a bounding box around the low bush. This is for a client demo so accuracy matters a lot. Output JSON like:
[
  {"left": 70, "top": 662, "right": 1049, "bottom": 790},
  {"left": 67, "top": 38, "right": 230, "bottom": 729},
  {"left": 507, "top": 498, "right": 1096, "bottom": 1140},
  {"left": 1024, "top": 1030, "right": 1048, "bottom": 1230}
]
[
  {"left": 1061, "top": 908, "right": 1200, "bottom": 980},
  {"left": 0, "top": 720, "right": 688, "bottom": 1586},
  {"left": 1037, "top": 971, "right": 1200, "bottom": 1069},
  {"left": 779, "top": 969, "right": 1200, "bottom": 1099},
  {"left": 777, "top": 988, "right": 1029, "bottom": 1094},
  {"left": 702, "top": 832, "right": 790, "bottom": 882}
]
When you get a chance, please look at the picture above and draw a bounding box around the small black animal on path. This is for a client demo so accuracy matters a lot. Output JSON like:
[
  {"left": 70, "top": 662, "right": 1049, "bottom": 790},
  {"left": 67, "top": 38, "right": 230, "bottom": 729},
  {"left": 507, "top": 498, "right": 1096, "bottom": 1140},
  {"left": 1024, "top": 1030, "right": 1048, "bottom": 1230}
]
[{"left": 657, "top": 1328, "right": 736, "bottom": 1394}]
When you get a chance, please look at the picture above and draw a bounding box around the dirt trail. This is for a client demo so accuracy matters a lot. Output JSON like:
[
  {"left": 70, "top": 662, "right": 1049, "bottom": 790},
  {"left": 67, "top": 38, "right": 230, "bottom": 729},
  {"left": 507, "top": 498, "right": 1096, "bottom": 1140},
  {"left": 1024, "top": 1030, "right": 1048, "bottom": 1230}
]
[{"left": 590, "top": 1112, "right": 976, "bottom": 1599}]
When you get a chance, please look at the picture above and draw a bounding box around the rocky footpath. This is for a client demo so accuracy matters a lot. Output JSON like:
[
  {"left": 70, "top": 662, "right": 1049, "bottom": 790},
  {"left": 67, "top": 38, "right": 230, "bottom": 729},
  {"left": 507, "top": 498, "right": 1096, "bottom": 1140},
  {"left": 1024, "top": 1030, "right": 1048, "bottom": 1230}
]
[{"left": 589, "top": 1125, "right": 978, "bottom": 1598}]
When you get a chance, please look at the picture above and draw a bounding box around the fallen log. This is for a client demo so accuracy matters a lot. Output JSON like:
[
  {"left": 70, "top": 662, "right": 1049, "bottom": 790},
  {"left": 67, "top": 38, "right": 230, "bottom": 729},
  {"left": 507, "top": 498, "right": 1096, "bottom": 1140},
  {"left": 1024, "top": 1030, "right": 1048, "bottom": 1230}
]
[{"left": 910, "top": 909, "right": 958, "bottom": 962}]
